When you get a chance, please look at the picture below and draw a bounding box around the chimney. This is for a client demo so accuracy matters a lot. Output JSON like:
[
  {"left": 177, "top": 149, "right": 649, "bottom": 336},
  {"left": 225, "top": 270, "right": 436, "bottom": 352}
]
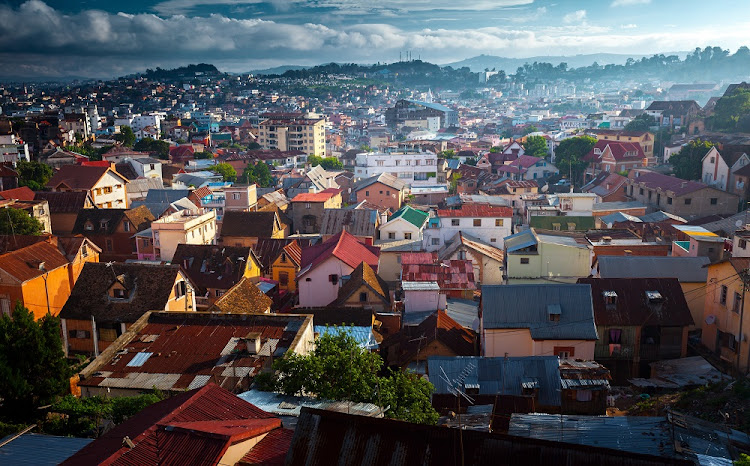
[
  {"left": 244, "top": 332, "right": 262, "bottom": 354},
  {"left": 602, "top": 236, "right": 612, "bottom": 244}
]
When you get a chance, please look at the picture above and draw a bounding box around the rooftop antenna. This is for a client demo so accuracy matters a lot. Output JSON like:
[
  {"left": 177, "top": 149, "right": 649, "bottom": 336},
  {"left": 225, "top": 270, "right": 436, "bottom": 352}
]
[{"left": 439, "top": 362, "right": 476, "bottom": 466}]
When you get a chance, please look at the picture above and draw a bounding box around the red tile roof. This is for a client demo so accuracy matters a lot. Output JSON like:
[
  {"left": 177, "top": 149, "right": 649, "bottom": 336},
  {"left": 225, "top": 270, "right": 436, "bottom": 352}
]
[
  {"left": 629, "top": 172, "right": 707, "bottom": 196},
  {"left": 239, "top": 427, "right": 294, "bottom": 466},
  {"left": 436, "top": 205, "right": 512, "bottom": 218},
  {"left": 62, "top": 383, "right": 279, "bottom": 466},
  {"left": 282, "top": 240, "right": 302, "bottom": 266},
  {"left": 81, "top": 161, "right": 112, "bottom": 167},
  {"left": 401, "top": 252, "right": 438, "bottom": 265},
  {"left": 291, "top": 188, "right": 342, "bottom": 203},
  {"left": 584, "top": 140, "right": 645, "bottom": 163},
  {"left": 299, "top": 230, "right": 380, "bottom": 278},
  {"left": 0, "top": 186, "right": 35, "bottom": 201},
  {"left": 0, "top": 240, "right": 70, "bottom": 282},
  {"left": 47, "top": 165, "right": 125, "bottom": 190}
]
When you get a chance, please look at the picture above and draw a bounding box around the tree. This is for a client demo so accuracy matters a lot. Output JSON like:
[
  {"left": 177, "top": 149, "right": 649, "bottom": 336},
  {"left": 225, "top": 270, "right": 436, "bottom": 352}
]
[
  {"left": 114, "top": 126, "right": 135, "bottom": 147},
  {"left": 194, "top": 151, "right": 215, "bottom": 160},
  {"left": 521, "top": 125, "right": 539, "bottom": 136},
  {"left": 441, "top": 149, "right": 457, "bottom": 159},
  {"left": 554, "top": 136, "right": 596, "bottom": 186},
  {"left": 211, "top": 163, "right": 237, "bottom": 182},
  {"left": 713, "top": 88, "right": 750, "bottom": 131},
  {"left": 449, "top": 172, "right": 462, "bottom": 193},
  {"left": 242, "top": 162, "right": 273, "bottom": 188},
  {"left": 308, "top": 155, "right": 343, "bottom": 170},
  {"left": 0, "top": 303, "right": 70, "bottom": 421},
  {"left": 522, "top": 135, "right": 548, "bottom": 157},
  {"left": 670, "top": 139, "right": 714, "bottom": 180},
  {"left": 624, "top": 114, "right": 656, "bottom": 132},
  {"left": 17, "top": 160, "right": 53, "bottom": 190},
  {"left": 133, "top": 138, "right": 170, "bottom": 160},
  {"left": 0, "top": 208, "right": 43, "bottom": 235},
  {"left": 267, "top": 331, "right": 438, "bottom": 424}
]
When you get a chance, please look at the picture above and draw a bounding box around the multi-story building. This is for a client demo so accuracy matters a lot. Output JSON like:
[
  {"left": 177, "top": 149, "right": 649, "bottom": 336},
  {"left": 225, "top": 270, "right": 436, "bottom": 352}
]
[
  {"left": 258, "top": 113, "right": 326, "bottom": 156},
  {"left": 385, "top": 99, "right": 458, "bottom": 129},
  {"left": 148, "top": 207, "right": 217, "bottom": 261},
  {"left": 46, "top": 165, "right": 129, "bottom": 209},
  {"left": 354, "top": 149, "right": 439, "bottom": 188},
  {"left": 423, "top": 205, "right": 513, "bottom": 251},
  {"left": 588, "top": 129, "right": 655, "bottom": 161}
]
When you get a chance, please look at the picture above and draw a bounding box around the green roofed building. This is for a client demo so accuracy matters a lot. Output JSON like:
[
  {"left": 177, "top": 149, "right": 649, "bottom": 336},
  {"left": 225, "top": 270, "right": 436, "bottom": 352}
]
[{"left": 379, "top": 205, "right": 429, "bottom": 241}]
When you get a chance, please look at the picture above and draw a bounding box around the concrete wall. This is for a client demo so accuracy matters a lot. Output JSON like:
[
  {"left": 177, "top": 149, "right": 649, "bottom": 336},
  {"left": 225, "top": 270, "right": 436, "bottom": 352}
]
[{"left": 298, "top": 257, "right": 353, "bottom": 308}]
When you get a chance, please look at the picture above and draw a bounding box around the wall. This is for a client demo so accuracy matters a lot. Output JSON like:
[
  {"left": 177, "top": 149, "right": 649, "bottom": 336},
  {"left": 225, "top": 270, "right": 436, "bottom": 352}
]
[
  {"left": 272, "top": 254, "right": 298, "bottom": 292},
  {"left": 534, "top": 339, "right": 595, "bottom": 360},
  {"left": 626, "top": 181, "right": 739, "bottom": 220},
  {"left": 91, "top": 171, "right": 128, "bottom": 208},
  {"left": 356, "top": 181, "right": 403, "bottom": 212},
  {"left": 379, "top": 218, "right": 421, "bottom": 241},
  {"left": 340, "top": 283, "right": 389, "bottom": 312},
  {"left": 377, "top": 251, "right": 403, "bottom": 284},
  {"left": 298, "top": 257, "right": 353, "bottom": 308},
  {"left": 681, "top": 281, "right": 705, "bottom": 331},
  {"left": 424, "top": 216, "right": 512, "bottom": 251},
  {"left": 404, "top": 289, "right": 441, "bottom": 313},
  {"left": 483, "top": 328, "right": 534, "bottom": 357}
]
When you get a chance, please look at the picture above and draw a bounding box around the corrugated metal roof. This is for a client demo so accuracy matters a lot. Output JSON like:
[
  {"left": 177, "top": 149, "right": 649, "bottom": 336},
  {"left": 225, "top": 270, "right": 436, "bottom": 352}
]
[
  {"left": 402, "top": 281, "right": 440, "bottom": 291},
  {"left": 0, "top": 433, "right": 92, "bottom": 466},
  {"left": 597, "top": 256, "right": 709, "bottom": 282},
  {"left": 504, "top": 229, "right": 538, "bottom": 253},
  {"left": 481, "top": 284, "right": 598, "bottom": 340},
  {"left": 237, "top": 390, "right": 384, "bottom": 418},
  {"left": 314, "top": 325, "right": 378, "bottom": 350}
]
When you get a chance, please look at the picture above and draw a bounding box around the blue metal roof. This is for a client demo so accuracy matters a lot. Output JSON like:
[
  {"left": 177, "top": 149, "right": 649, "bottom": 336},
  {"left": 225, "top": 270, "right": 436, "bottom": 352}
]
[
  {"left": 315, "top": 325, "right": 378, "bottom": 350},
  {"left": 0, "top": 433, "right": 92, "bottom": 465},
  {"left": 481, "top": 284, "right": 598, "bottom": 340},
  {"left": 503, "top": 230, "right": 538, "bottom": 253},
  {"left": 428, "top": 356, "right": 562, "bottom": 407}
]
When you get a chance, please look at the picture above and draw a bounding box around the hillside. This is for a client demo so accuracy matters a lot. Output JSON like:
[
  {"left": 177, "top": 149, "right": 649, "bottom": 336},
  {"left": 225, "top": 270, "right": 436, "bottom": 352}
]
[{"left": 446, "top": 52, "right": 689, "bottom": 73}]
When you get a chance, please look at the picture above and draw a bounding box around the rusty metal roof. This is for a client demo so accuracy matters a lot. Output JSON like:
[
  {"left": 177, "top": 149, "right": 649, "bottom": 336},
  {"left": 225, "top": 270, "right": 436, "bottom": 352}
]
[{"left": 401, "top": 260, "right": 476, "bottom": 290}]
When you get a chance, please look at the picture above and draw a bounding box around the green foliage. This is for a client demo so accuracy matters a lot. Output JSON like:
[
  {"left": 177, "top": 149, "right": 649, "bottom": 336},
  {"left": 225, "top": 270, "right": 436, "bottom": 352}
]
[
  {"left": 308, "top": 155, "right": 343, "bottom": 170},
  {"left": 521, "top": 125, "right": 539, "bottom": 136},
  {"left": 624, "top": 114, "right": 656, "bottom": 132},
  {"left": 449, "top": 172, "right": 462, "bottom": 193},
  {"left": 441, "top": 149, "right": 457, "bottom": 159},
  {"left": 554, "top": 136, "right": 596, "bottom": 186},
  {"left": 194, "top": 151, "right": 215, "bottom": 160},
  {"left": 17, "top": 160, "right": 53, "bottom": 191},
  {"left": 736, "top": 453, "right": 750, "bottom": 466},
  {"left": 459, "top": 89, "right": 482, "bottom": 100},
  {"left": 211, "top": 163, "right": 237, "bottom": 182},
  {"left": 522, "top": 135, "right": 548, "bottom": 157},
  {"left": 115, "top": 126, "right": 136, "bottom": 147},
  {"left": 669, "top": 139, "right": 714, "bottom": 180},
  {"left": 713, "top": 88, "right": 750, "bottom": 132},
  {"left": 247, "top": 141, "right": 261, "bottom": 150},
  {"left": 133, "top": 137, "right": 170, "bottom": 160},
  {"left": 489, "top": 146, "right": 501, "bottom": 153},
  {"left": 267, "top": 331, "right": 438, "bottom": 424},
  {"left": 0, "top": 207, "right": 44, "bottom": 236},
  {"left": 242, "top": 162, "right": 273, "bottom": 188},
  {"left": 0, "top": 303, "right": 70, "bottom": 421},
  {"left": 63, "top": 143, "right": 112, "bottom": 162}
]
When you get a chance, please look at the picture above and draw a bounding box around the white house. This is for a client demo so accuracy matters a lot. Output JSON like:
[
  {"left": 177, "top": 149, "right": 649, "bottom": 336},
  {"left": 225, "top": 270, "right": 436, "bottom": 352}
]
[
  {"left": 423, "top": 205, "right": 513, "bottom": 251},
  {"left": 548, "top": 192, "right": 598, "bottom": 216},
  {"left": 378, "top": 206, "right": 429, "bottom": 241},
  {"left": 354, "top": 149, "right": 439, "bottom": 188},
  {"left": 131, "top": 113, "right": 164, "bottom": 133},
  {"left": 402, "top": 281, "right": 445, "bottom": 313},
  {"left": 701, "top": 146, "right": 750, "bottom": 192},
  {"left": 129, "top": 157, "right": 163, "bottom": 180}
]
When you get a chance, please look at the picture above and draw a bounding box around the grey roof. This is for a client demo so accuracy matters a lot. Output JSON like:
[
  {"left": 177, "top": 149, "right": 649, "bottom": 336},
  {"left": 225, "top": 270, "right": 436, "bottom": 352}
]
[
  {"left": 698, "top": 209, "right": 750, "bottom": 236},
  {"left": 639, "top": 210, "right": 687, "bottom": 223},
  {"left": 592, "top": 201, "right": 647, "bottom": 212},
  {"left": 0, "top": 433, "right": 92, "bottom": 465},
  {"left": 597, "top": 256, "right": 709, "bottom": 282},
  {"left": 319, "top": 208, "right": 377, "bottom": 237},
  {"left": 402, "top": 281, "right": 440, "bottom": 291},
  {"left": 599, "top": 211, "right": 642, "bottom": 225},
  {"left": 352, "top": 172, "right": 407, "bottom": 192},
  {"left": 504, "top": 229, "right": 538, "bottom": 253},
  {"left": 481, "top": 284, "right": 598, "bottom": 340},
  {"left": 143, "top": 189, "right": 190, "bottom": 203},
  {"left": 428, "top": 356, "right": 562, "bottom": 407},
  {"left": 402, "top": 298, "right": 479, "bottom": 331},
  {"left": 407, "top": 99, "right": 454, "bottom": 113},
  {"left": 237, "top": 390, "right": 383, "bottom": 419},
  {"left": 374, "top": 238, "right": 424, "bottom": 252}
]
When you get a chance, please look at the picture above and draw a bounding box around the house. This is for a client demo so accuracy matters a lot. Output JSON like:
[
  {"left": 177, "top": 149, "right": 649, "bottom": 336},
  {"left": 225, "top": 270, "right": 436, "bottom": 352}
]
[
  {"left": 488, "top": 180, "right": 539, "bottom": 213},
  {"left": 297, "top": 230, "right": 380, "bottom": 308},
  {"left": 496, "top": 155, "right": 558, "bottom": 181},
  {"left": 0, "top": 236, "right": 99, "bottom": 319},
  {"left": 504, "top": 229, "right": 592, "bottom": 284},
  {"left": 645, "top": 100, "right": 701, "bottom": 129},
  {"left": 71, "top": 206, "right": 154, "bottom": 262},
  {"left": 148, "top": 207, "right": 217, "bottom": 261},
  {"left": 590, "top": 129, "right": 655, "bottom": 160},
  {"left": 352, "top": 172, "right": 407, "bottom": 211},
  {"left": 583, "top": 140, "right": 647, "bottom": 181},
  {"left": 378, "top": 205, "right": 429, "bottom": 242},
  {"left": 270, "top": 240, "right": 303, "bottom": 292},
  {"left": 381, "top": 310, "right": 476, "bottom": 373},
  {"left": 251, "top": 237, "right": 308, "bottom": 278},
  {"left": 220, "top": 210, "right": 286, "bottom": 248},
  {"left": 528, "top": 215, "right": 596, "bottom": 231},
  {"left": 401, "top": 252, "right": 476, "bottom": 299},
  {"left": 671, "top": 224, "right": 727, "bottom": 263},
  {"left": 549, "top": 192, "right": 598, "bottom": 216},
  {"left": 401, "top": 281, "right": 444, "bottom": 313},
  {"left": 332, "top": 262, "right": 391, "bottom": 311},
  {"left": 319, "top": 208, "right": 379, "bottom": 243},
  {"left": 701, "top": 146, "right": 750, "bottom": 192},
  {"left": 373, "top": 238, "right": 424, "bottom": 285},
  {"left": 0, "top": 197, "right": 52, "bottom": 233},
  {"left": 424, "top": 205, "right": 513, "bottom": 251},
  {"left": 625, "top": 171, "right": 739, "bottom": 220},
  {"left": 171, "top": 244, "right": 261, "bottom": 310},
  {"left": 0, "top": 186, "right": 33, "bottom": 202},
  {"left": 290, "top": 188, "right": 342, "bottom": 234},
  {"left": 75, "top": 311, "right": 313, "bottom": 396},
  {"left": 46, "top": 165, "right": 129, "bottom": 209},
  {"left": 701, "top": 258, "right": 750, "bottom": 374},
  {"left": 557, "top": 359, "right": 612, "bottom": 415},
  {"left": 437, "top": 232, "right": 504, "bottom": 285},
  {"left": 581, "top": 172, "right": 628, "bottom": 202},
  {"left": 481, "top": 284, "right": 598, "bottom": 359},
  {"left": 595, "top": 256, "right": 709, "bottom": 332},
  {"left": 123, "top": 177, "right": 163, "bottom": 205},
  {"left": 59, "top": 263, "right": 196, "bottom": 355},
  {"left": 578, "top": 278, "right": 693, "bottom": 381},
  {"left": 224, "top": 184, "right": 258, "bottom": 212},
  {"left": 62, "top": 383, "right": 291, "bottom": 466}
]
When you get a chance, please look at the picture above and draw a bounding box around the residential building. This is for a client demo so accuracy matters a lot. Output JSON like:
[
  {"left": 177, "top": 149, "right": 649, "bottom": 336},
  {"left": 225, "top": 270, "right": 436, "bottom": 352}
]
[
  {"left": 149, "top": 207, "right": 217, "bottom": 261},
  {"left": 625, "top": 171, "right": 739, "bottom": 220},
  {"left": 354, "top": 149, "right": 440, "bottom": 188},
  {"left": 581, "top": 172, "right": 628, "bottom": 202},
  {"left": 373, "top": 239, "right": 423, "bottom": 284},
  {"left": 645, "top": 100, "right": 701, "bottom": 129},
  {"left": 223, "top": 184, "right": 258, "bottom": 212},
  {"left": 401, "top": 252, "right": 476, "bottom": 300},
  {"left": 297, "top": 231, "right": 380, "bottom": 308},
  {"left": 437, "top": 232, "right": 505, "bottom": 285},
  {"left": 71, "top": 206, "right": 154, "bottom": 262},
  {"left": 481, "top": 284, "right": 599, "bottom": 359},
  {"left": 320, "top": 208, "right": 379, "bottom": 243},
  {"left": 701, "top": 258, "right": 750, "bottom": 374},
  {"left": 352, "top": 173, "right": 407, "bottom": 211},
  {"left": 220, "top": 210, "right": 286, "bottom": 248},
  {"left": 583, "top": 140, "right": 648, "bottom": 181},
  {"left": 332, "top": 262, "right": 391, "bottom": 312},
  {"left": 496, "top": 155, "right": 559, "bottom": 181},
  {"left": 671, "top": 224, "right": 727, "bottom": 263},
  {"left": 549, "top": 192, "right": 598, "bottom": 216},
  {"left": 59, "top": 263, "right": 196, "bottom": 355},
  {"left": 46, "top": 165, "right": 129, "bottom": 209},
  {"left": 385, "top": 99, "right": 458, "bottom": 128},
  {"left": 401, "top": 281, "right": 444, "bottom": 313},
  {"left": 701, "top": 146, "right": 750, "bottom": 192},
  {"left": 0, "top": 197, "right": 52, "bottom": 233},
  {"left": 0, "top": 236, "right": 99, "bottom": 319},
  {"left": 258, "top": 113, "right": 326, "bottom": 156},
  {"left": 579, "top": 278, "right": 693, "bottom": 381},
  {"left": 290, "top": 188, "right": 342, "bottom": 234},
  {"left": 270, "top": 240, "right": 303, "bottom": 292},
  {"left": 207, "top": 276, "right": 273, "bottom": 314},
  {"left": 171, "top": 244, "right": 261, "bottom": 310},
  {"left": 424, "top": 205, "right": 513, "bottom": 251},
  {"left": 379, "top": 205, "right": 428, "bottom": 242},
  {"left": 34, "top": 191, "right": 94, "bottom": 234},
  {"left": 589, "top": 129, "right": 655, "bottom": 160}
]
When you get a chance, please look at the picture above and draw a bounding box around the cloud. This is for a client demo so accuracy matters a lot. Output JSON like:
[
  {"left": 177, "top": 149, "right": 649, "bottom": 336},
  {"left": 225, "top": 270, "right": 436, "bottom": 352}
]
[
  {"left": 536, "top": 6, "right": 548, "bottom": 14},
  {"left": 621, "top": 23, "right": 638, "bottom": 29},
  {"left": 562, "top": 9, "right": 586, "bottom": 24},
  {"left": 611, "top": 0, "right": 651, "bottom": 6}
]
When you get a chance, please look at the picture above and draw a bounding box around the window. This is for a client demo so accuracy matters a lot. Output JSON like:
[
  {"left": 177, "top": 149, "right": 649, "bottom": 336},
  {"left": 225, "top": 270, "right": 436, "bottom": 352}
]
[
  {"left": 684, "top": 198, "right": 692, "bottom": 205},
  {"left": 69, "top": 329, "right": 91, "bottom": 339},
  {"left": 639, "top": 188, "right": 644, "bottom": 195},
  {"left": 740, "top": 239, "right": 747, "bottom": 249},
  {"left": 388, "top": 232, "right": 396, "bottom": 239},
  {"left": 215, "top": 289, "right": 224, "bottom": 297},
  {"left": 123, "top": 221, "right": 130, "bottom": 232},
  {"left": 329, "top": 274, "right": 339, "bottom": 284},
  {"left": 451, "top": 219, "right": 460, "bottom": 226},
  {"left": 552, "top": 223, "right": 561, "bottom": 231},
  {"left": 495, "top": 219, "right": 503, "bottom": 227},
  {"left": 710, "top": 198, "right": 718, "bottom": 205},
  {"left": 386, "top": 191, "right": 390, "bottom": 196},
  {"left": 720, "top": 285, "right": 728, "bottom": 305},
  {"left": 305, "top": 203, "right": 311, "bottom": 209},
  {"left": 431, "top": 238, "right": 440, "bottom": 245},
  {"left": 457, "top": 250, "right": 467, "bottom": 260},
  {"left": 520, "top": 257, "right": 530, "bottom": 264},
  {"left": 278, "top": 271, "right": 289, "bottom": 286},
  {"left": 174, "top": 281, "right": 187, "bottom": 298},
  {"left": 667, "top": 197, "right": 672, "bottom": 205},
  {"left": 734, "top": 292, "right": 742, "bottom": 313},
  {"left": 232, "top": 193, "right": 241, "bottom": 200},
  {"left": 490, "top": 238, "right": 497, "bottom": 243},
  {"left": 379, "top": 191, "right": 383, "bottom": 194},
  {"left": 473, "top": 219, "right": 481, "bottom": 227},
  {"left": 404, "top": 232, "right": 412, "bottom": 240},
  {"left": 365, "top": 191, "right": 370, "bottom": 196},
  {"left": 359, "top": 292, "right": 368, "bottom": 302},
  {"left": 554, "top": 347, "right": 574, "bottom": 359},
  {"left": 85, "top": 222, "right": 93, "bottom": 231},
  {"left": 106, "top": 239, "right": 113, "bottom": 252},
  {"left": 112, "top": 288, "right": 127, "bottom": 299}
]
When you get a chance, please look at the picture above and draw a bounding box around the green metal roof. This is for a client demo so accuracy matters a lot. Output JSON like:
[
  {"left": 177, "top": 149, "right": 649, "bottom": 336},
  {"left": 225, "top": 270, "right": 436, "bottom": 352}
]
[
  {"left": 529, "top": 216, "right": 596, "bottom": 231},
  {"left": 389, "top": 205, "right": 429, "bottom": 228}
]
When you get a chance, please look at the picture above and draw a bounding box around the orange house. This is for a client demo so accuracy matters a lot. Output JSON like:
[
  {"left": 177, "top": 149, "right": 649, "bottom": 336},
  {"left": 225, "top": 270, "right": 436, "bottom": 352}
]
[{"left": 0, "top": 236, "right": 100, "bottom": 319}]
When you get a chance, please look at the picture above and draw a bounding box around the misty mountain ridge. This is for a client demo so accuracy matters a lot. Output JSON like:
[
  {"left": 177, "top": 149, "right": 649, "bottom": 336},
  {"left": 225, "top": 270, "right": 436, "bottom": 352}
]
[{"left": 445, "top": 52, "right": 690, "bottom": 73}]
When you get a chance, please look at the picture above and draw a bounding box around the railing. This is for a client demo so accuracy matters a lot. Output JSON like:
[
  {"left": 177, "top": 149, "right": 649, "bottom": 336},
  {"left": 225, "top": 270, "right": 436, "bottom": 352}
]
[
  {"left": 594, "top": 343, "right": 634, "bottom": 359},
  {"left": 195, "top": 296, "right": 210, "bottom": 309}
]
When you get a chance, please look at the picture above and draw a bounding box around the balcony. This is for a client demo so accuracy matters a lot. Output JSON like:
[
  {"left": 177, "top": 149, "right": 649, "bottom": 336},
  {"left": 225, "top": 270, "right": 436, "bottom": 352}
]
[
  {"left": 595, "top": 343, "right": 635, "bottom": 359},
  {"left": 195, "top": 296, "right": 211, "bottom": 309}
]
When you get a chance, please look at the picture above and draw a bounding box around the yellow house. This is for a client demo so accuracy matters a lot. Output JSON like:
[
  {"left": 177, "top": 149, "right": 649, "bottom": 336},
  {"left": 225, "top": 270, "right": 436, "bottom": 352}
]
[
  {"left": 331, "top": 262, "right": 391, "bottom": 312},
  {"left": 702, "top": 258, "right": 750, "bottom": 374},
  {"left": 272, "top": 240, "right": 302, "bottom": 292}
]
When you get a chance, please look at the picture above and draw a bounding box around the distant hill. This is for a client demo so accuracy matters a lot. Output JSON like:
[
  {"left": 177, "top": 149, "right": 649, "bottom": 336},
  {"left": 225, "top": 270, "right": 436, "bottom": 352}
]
[
  {"left": 248, "top": 65, "right": 310, "bottom": 75},
  {"left": 445, "top": 52, "right": 689, "bottom": 73},
  {"left": 139, "top": 63, "right": 222, "bottom": 80}
]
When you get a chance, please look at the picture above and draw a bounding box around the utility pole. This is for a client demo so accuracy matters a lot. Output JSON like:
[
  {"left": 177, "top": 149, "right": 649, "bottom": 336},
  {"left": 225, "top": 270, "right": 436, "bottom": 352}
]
[{"left": 737, "top": 268, "right": 748, "bottom": 377}]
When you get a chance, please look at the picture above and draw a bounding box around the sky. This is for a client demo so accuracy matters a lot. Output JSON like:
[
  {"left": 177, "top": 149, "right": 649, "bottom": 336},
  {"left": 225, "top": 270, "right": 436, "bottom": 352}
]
[{"left": 0, "top": 0, "right": 749, "bottom": 79}]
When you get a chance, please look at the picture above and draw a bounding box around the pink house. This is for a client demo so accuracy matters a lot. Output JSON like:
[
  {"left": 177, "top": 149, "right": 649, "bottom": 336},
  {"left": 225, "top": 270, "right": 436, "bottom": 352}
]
[{"left": 297, "top": 230, "right": 380, "bottom": 308}]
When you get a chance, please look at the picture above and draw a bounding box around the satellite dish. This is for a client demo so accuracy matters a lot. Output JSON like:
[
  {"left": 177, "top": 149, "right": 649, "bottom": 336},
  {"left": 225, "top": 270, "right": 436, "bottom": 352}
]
[{"left": 737, "top": 220, "right": 744, "bottom": 228}]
